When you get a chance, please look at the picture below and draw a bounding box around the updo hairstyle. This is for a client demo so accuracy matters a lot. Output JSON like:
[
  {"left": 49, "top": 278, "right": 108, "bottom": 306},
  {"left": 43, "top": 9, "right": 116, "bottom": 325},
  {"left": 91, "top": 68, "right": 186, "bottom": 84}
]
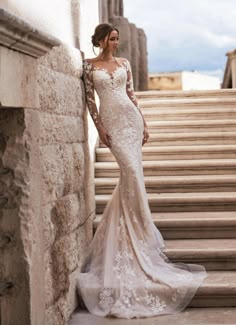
[{"left": 91, "top": 23, "right": 119, "bottom": 49}]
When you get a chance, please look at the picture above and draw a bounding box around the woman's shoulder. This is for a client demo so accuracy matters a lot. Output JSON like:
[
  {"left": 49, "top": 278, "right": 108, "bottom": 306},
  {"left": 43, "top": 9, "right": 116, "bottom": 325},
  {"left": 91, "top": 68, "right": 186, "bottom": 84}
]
[
  {"left": 116, "top": 57, "right": 131, "bottom": 71},
  {"left": 84, "top": 57, "right": 97, "bottom": 63},
  {"left": 116, "top": 57, "right": 129, "bottom": 64},
  {"left": 83, "top": 58, "right": 97, "bottom": 73}
]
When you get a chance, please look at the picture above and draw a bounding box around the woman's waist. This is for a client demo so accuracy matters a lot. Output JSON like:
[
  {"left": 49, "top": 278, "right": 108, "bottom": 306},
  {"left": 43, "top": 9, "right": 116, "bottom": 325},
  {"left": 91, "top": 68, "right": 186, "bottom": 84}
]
[{"left": 98, "top": 94, "right": 134, "bottom": 108}]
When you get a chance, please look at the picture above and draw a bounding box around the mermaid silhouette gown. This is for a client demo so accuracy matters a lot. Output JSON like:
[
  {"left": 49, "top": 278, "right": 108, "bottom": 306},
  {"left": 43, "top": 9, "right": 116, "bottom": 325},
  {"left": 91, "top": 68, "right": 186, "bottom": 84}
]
[{"left": 76, "top": 58, "right": 207, "bottom": 319}]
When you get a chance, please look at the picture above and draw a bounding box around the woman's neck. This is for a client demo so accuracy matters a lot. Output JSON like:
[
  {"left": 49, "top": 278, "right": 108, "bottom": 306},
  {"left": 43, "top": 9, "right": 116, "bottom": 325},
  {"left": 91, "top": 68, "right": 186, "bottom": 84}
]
[{"left": 98, "top": 51, "right": 114, "bottom": 62}]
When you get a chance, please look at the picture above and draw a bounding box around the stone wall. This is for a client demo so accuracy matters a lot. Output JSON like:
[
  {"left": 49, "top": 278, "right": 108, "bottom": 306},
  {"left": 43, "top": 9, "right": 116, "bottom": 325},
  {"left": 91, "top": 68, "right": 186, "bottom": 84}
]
[
  {"left": 38, "top": 44, "right": 93, "bottom": 325},
  {"left": 0, "top": 89, "right": 44, "bottom": 325},
  {"left": 0, "top": 9, "right": 93, "bottom": 325}
]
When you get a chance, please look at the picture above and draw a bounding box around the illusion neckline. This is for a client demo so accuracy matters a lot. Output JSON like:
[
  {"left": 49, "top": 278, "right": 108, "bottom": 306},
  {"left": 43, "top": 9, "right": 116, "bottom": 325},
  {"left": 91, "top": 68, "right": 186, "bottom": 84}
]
[{"left": 92, "top": 65, "right": 125, "bottom": 79}]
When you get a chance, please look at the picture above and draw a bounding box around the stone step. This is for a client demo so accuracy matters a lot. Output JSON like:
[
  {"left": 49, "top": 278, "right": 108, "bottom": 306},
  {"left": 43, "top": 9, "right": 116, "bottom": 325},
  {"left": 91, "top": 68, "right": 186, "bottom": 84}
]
[
  {"left": 95, "top": 175, "right": 236, "bottom": 194},
  {"left": 135, "top": 88, "right": 236, "bottom": 100},
  {"left": 95, "top": 192, "right": 236, "bottom": 213},
  {"left": 191, "top": 271, "right": 236, "bottom": 307},
  {"left": 164, "top": 239, "right": 236, "bottom": 270},
  {"left": 146, "top": 119, "right": 236, "bottom": 133},
  {"left": 94, "top": 212, "right": 236, "bottom": 239},
  {"left": 96, "top": 145, "right": 236, "bottom": 162},
  {"left": 99, "top": 131, "right": 236, "bottom": 148},
  {"left": 138, "top": 97, "right": 236, "bottom": 110},
  {"left": 142, "top": 107, "right": 236, "bottom": 121},
  {"left": 69, "top": 307, "right": 236, "bottom": 324},
  {"left": 95, "top": 159, "right": 236, "bottom": 177}
]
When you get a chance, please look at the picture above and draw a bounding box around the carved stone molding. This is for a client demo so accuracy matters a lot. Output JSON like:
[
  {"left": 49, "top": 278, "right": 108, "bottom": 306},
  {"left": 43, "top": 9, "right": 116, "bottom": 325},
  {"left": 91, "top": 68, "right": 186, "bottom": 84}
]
[{"left": 0, "top": 8, "right": 61, "bottom": 58}]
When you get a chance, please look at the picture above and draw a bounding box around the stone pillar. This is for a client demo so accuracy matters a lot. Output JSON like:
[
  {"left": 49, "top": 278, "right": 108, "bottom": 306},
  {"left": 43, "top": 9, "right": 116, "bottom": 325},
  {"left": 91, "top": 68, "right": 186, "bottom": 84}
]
[
  {"left": 71, "top": 0, "right": 81, "bottom": 49},
  {"left": 99, "top": 0, "right": 109, "bottom": 23},
  {"left": 231, "top": 55, "right": 236, "bottom": 88},
  {"left": 138, "top": 28, "right": 148, "bottom": 91},
  {"left": 129, "top": 23, "right": 140, "bottom": 90},
  {"left": 109, "top": 16, "right": 131, "bottom": 63},
  {"left": 114, "top": 0, "right": 123, "bottom": 16},
  {"left": 222, "top": 50, "right": 236, "bottom": 89},
  {"left": 100, "top": 0, "right": 148, "bottom": 91}
]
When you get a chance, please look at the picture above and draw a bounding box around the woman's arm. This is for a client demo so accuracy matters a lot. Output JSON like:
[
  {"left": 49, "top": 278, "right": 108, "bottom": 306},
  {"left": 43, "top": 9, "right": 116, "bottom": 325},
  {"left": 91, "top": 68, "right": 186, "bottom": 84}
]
[
  {"left": 125, "top": 59, "right": 147, "bottom": 128},
  {"left": 83, "top": 60, "right": 103, "bottom": 129},
  {"left": 83, "top": 60, "right": 112, "bottom": 147}
]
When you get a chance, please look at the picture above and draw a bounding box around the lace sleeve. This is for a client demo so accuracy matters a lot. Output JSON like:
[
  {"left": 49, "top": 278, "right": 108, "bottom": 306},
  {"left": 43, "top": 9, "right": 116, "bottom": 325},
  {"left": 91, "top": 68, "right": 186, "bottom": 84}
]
[
  {"left": 83, "top": 60, "right": 101, "bottom": 128},
  {"left": 125, "top": 59, "right": 147, "bottom": 127}
]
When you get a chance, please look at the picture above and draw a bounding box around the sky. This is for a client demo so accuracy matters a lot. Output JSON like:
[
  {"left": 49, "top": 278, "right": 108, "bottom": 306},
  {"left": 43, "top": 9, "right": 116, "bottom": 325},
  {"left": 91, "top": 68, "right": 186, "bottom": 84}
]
[{"left": 123, "top": 0, "right": 236, "bottom": 80}]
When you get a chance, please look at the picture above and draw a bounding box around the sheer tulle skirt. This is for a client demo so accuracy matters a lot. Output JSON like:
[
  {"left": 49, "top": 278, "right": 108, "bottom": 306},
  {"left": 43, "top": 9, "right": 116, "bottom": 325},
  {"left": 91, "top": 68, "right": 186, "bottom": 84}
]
[{"left": 77, "top": 117, "right": 207, "bottom": 319}]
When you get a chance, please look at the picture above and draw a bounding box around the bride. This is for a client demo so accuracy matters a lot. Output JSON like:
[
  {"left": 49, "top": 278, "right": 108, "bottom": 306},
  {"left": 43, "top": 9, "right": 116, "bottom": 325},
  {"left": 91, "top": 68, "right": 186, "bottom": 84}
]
[{"left": 76, "top": 23, "right": 207, "bottom": 319}]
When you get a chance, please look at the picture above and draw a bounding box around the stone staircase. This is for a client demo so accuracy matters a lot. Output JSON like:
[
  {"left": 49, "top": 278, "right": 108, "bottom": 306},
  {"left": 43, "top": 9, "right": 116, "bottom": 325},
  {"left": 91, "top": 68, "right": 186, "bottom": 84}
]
[
  {"left": 69, "top": 89, "right": 236, "bottom": 324},
  {"left": 95, "top": 90, "right": 236, "bottom": 306}
]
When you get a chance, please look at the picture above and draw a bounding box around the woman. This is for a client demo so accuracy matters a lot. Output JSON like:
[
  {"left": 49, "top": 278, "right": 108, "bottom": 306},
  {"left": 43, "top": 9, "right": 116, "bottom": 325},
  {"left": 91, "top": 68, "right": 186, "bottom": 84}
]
[{"left": 77, "top": 23, "right": 207, "bottom": 319}]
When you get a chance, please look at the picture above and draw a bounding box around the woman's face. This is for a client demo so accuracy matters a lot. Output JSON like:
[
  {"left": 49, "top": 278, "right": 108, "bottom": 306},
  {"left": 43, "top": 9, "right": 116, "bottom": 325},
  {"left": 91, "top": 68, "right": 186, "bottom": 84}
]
[{"left": 100, "top": 30, "right": 119, "bottom": 52}]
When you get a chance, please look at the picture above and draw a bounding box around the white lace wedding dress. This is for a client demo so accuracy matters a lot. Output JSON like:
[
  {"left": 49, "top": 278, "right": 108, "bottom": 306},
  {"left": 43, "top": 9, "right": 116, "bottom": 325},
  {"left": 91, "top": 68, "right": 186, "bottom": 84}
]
[{"left": 76, "top": 58, "right": 207, "bottom": 319}]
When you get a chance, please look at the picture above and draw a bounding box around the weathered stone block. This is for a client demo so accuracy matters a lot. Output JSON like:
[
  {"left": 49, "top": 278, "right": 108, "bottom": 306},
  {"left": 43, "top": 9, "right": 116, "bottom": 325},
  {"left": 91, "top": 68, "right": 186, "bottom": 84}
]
[
  {"left": 42, "top": 202, "right": 57, "bottom": 251},
  {"left": 39, "top": 112, "right": 84, "bottom": 145},
  {"left": 37, "top": 44, "right": 83, "bottom": 78},
  {"left": 45, "top": 268, "right": 80, "bottom": 325},
  {"left": 38, "top": 65, "right": 84, "bottom": 116},
  {"left": 76, "top": 222, "right": 91, "bottom": 268},
  {"left": 44, "top": 250, "right": 55, "bottom": 307},
  {"left": 52, "top": 232, "right": 79, "bottom": 275},
  {"left": 54, "top": 193, "right": 86, "bottom": 238},
  {"left": 45, "top": 303, "right": 64, "bottom": 325},
  {"left": 0, "top": 46, "right": 39, "bottom": 109},
  {"left": 40, "top": 143, "right": 85, "bottom": 204},
  {"left": 0, "top": 107, "right": 45, "bottom": 325},
  {"left": 44, "top": 231, "right": 79, "bottom": 304},
  {"left": 71, "top": 143, "right": 85, "bottom": 193}
]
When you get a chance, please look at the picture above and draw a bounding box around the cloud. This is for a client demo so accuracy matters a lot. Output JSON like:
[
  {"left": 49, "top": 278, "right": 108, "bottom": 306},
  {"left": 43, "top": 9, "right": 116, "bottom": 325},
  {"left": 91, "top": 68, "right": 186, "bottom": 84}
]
[
  {"left": 202, "top": 31, "right": 236, "bottom": 48},
  {"left": 123, "top": 0, "right": 236, "bottom": 79}
]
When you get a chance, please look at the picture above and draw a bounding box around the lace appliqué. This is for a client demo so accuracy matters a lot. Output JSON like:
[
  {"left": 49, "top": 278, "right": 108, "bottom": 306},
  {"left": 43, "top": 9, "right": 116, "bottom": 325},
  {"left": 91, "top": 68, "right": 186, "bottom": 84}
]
[
  {"left": 124, "top": 60, "right": 141, "bottom": 110},
  {"left": 113, "top": 250, "right": 140, "bottom": 308},
  {"left": 83, "top": 60, "right": 100, "bottom": 126},
  {"left": 99, "top": 288, "right": 114, "bottom": 312},
  {"left": 113, "top": 250, "right": 134, "bottom": 278},
  {"left": 145, "top": 292, "right": 167, "bottom": 312}
]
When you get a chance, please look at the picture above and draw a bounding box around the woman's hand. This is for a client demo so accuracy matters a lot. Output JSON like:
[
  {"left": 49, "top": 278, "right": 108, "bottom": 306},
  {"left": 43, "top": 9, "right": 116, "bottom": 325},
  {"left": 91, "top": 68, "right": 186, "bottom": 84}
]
[
  {"left": 142, "top": 125, "right": 149, "bottom": 146},
  {"left": 97, "top": 125, "right": 112, "bottom": 148}
]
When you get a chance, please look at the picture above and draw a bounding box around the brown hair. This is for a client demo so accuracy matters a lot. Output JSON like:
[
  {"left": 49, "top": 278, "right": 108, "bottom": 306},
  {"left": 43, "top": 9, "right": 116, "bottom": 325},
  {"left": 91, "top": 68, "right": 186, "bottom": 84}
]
[{"left": 91, "top": 23, "right": 119, "bottom": 49}]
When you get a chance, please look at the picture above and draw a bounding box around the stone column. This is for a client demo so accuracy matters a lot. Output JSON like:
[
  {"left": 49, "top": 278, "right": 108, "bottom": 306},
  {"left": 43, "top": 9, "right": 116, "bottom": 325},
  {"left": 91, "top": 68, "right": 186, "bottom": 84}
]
[
  {"left": 99, "top": 0, "right": 109, "bottom": 23},
  {"left": 222, "top": 50, "right": 236, "bottom": 89},
  {"left": 129, "top": 23, "right": 140, "bottom": 90},
  {"left": 138, "top": 28, "right": 148, "bottom": 91},
  {"left": 231, "top": 55, "right": 236, "bottom": 88},
  {"left": 109, "top": 16, "right": 131, "bottom": 63}
]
